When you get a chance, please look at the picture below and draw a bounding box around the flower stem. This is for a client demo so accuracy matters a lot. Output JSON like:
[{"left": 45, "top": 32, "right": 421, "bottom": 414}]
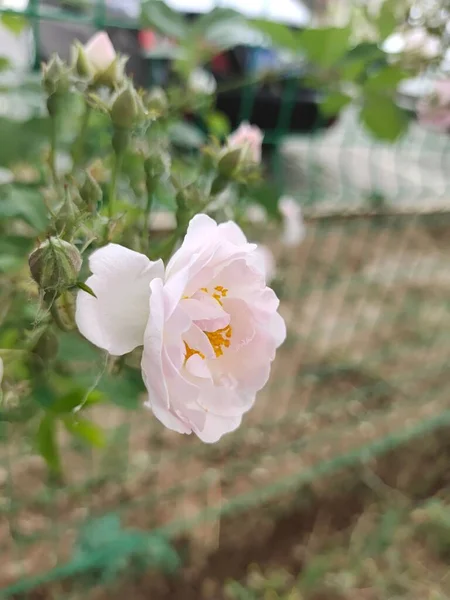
[
  {"left": 103, "top": 150, "right": 123, "bottom": 243},
  {"left": 49, "top": 116, "right": 58, "bottom": 183},
  {"left": 71, "top": 104, "right": 91, "bottom": 170}
]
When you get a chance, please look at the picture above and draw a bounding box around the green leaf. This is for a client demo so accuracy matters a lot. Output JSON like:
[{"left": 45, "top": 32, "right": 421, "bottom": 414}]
[
  {"left": 51, "top": 387, "right": 104, "bottom": 414},
  {"left": 360, "top": 95, "right": 410, "bottom": 141},
  {"left": 364, "top": 65, "right": 409, "bottom": 92},
  {"left": 321, "top": 92, "right": 352, "bottom": 116},
  {"left": 76, "top": 282, "right": 97, "bottom": 298},
  {"left": 140, "top": 0, "right": 187, "bottom": 40},
  {"left": 63, "top": 416, "right": 106, "bottom": 447},
  {"left": 1, "top": 14, "right": 27, "bottom": 35},
  {"left": 297, "top": 26, "right": 351, "bottom": 68},
  {"left": 205, "top": 110, "right": 231, "bottom": 138},
  {"left": 0, "top": 185, "right": 48, "bottom": 232},
  {"left": 36, "top": 414, "right": 61, "bottom": 473},
  {"left": 250, "top": 19, "right": 298, "bottom": 52}
]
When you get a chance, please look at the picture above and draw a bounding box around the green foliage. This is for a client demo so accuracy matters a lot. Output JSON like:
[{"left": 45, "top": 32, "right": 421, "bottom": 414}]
[
  {"left": 298, "top": 26, "right": 351, "bottom": 68},
  {"left": 1, "top": 13, "right": 27, "bottom": 35},
  {"left": 0, "top": 185, "right": 48, "bottom": 232},
  {"left": 63, "top": 415, "right": 106, "bottom": 447},
  {"left": 321, "top": 91, "right": 352, "bottom": 117},
  {"left": 36, "top": 414, "right": 61, "bottom": 474},
  {"left": 360, "top": 95, "right": 410, "bottom": 141}
]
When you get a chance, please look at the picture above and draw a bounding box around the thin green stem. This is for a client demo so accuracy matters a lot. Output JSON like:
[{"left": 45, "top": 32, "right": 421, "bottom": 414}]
[
  {"left": 49, "top": 116, "right": 58, "bottom": 183},
  {"left": 71, "top": 104, "right": 91, "bottom": 170},
  {"left": 103, "top": 151, "right": 123, "bottom": 243}
]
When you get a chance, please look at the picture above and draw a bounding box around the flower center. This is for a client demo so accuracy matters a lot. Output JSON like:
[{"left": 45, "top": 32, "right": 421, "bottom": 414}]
[
  {"left": 201, "top": 285, "right": 228, "bottom": 306},
  {"left": 205, "top": 324, "right": 232, "bottom": 357},
  {"left": 184, "top": 342, "right": 205, "bottom": 363},
  {"left": 183, "top": 285, "right": 232, "bottom": 363}
]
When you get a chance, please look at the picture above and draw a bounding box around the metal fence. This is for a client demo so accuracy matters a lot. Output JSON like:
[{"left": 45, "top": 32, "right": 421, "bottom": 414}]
[{"left": 1, "top": 1, "right": 450, "bottom": 597}]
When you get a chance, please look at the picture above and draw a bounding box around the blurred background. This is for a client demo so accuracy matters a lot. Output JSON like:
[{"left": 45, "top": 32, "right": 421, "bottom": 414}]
[{"left": 1, "top": 1, "right": 450, "bottom": 599}]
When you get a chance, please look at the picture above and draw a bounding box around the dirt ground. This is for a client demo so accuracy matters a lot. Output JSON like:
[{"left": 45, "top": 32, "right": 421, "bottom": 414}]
[{"left": 2, "top": 213, "right": 450, "bottom": 594}]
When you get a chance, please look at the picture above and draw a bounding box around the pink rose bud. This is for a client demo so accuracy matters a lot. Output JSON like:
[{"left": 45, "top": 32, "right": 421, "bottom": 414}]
[
  {"left": 227, "top": 122, "right": 264, "bottom": 164},
  {"left": 418, "top": 80, "right": 450, "bottom": 133},
  {"left": 84, "top": 31, "right": 117, "bottom": 74}
]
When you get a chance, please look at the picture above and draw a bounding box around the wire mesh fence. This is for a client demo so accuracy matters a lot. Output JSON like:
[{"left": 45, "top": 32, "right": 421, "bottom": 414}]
[{"left": 0, "top": 0, "right": 450, "bottom": 597}]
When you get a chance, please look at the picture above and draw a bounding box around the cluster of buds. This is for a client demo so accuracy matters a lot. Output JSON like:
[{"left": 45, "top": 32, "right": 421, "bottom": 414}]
[{"left": 72, "top": 31, "right": 127, "bottom": 90}]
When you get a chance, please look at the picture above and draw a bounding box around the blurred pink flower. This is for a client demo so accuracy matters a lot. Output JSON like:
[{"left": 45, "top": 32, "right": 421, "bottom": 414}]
[
  {"left": 279, "top": 196, "right": 305, "bottom": 247},
  {"left": 84, "top": 31, "right": 117, "bottom": 74},
  {"left": 418, "top": 80, "right": 450, "bottom": 132},
  {"left": 76, "top": 215, "right": 285, "bottom": 443},
  {"left": 228, "top": 122, "right": 264, "bottom": 164}
]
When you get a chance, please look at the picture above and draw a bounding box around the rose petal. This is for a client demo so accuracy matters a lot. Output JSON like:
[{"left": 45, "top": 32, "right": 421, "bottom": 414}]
[{"left": 76, "top": 244, "right": 163, "bottom": 355}]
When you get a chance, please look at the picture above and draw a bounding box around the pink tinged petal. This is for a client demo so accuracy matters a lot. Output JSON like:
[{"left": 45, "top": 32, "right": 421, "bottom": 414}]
[
  {"left": 142, "top": 278, "right": 170, "bottom": 407},
  {"left": 183, "top": 324, "right": 216, "bottom": 360},
  {"left": 185, "top": 354, "right": 211, "bottom": 378},
  {"left": 165, "top": 214, "right": 218, "bottom": 278},
  {"left": 144, "top": 398, "right": 192, "bottom": 435},
  {"left": 196, "top": 380, "right": 256, "bottom": 417},
  {"left": 217, "top": 220, "right": 248, "bottom": 246},
  {"left": 84, "top": 31, "right": 116, "bottom": 72},
  {"left": 268, "top": 311, "right": 287, "bottom": 349},
  {"left": 182, "top": 295, "right": 230, "bottom": 332},
  {"left": 195, "top": 412, "right": 243, "bottom": 443},
  {"left": 75, "top": 244, "right": 163, "bottom": 356}
]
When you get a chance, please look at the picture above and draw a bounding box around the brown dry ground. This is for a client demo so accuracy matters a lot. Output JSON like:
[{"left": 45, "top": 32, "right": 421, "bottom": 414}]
[{"left": 2, "top": 214, "right": 450, "bottom": 596}]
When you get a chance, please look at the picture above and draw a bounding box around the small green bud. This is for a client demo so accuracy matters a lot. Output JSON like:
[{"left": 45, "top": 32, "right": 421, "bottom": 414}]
[
  {"left": 145, "top": 87, "right": 168, "bottom": 116},
  {"left": 80, "top": 172, "right": 103, "bottom": 211},
  {"left": 111, "top": 84, "right": 146, "bottom": 129},
  {"left": 42, "top": 55, "right": 70, "bottom": 98},
  {"left": 71, "top": 42, "right": 93, "bottom": 78},
  {"left": 29, "top": 238, "right": 82, "bottom": 294},
  {"left": 218, "top": 147, "right": 242, "bottom": 178},
  {"left": 144, "top": 150, "right": 171, "bottom": 182},
  {"left": 54, "top": 187, "right": 80, "bottom": 237}
]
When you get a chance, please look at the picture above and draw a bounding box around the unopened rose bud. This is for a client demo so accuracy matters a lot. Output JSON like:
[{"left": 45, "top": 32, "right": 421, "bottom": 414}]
[
  {"left": 111, "top": 84, "right": 146, "bottom": 129},
  {"left": 29, "top": 238, "right": 82, "bottom": 294},
  {"left": 80, "top": 171, "right": 103, "bottom": 211},
  {"left": 42, "top": 55, "right": 69, "bottom": 97},
  {"left": 218, "top": 147, "right": 242, "bottom": 177},
  {"left": 144, "top": 150, "right": 170, "bottom": 181},
  {"left": 146, "top": 87, "right": 168, "bottom": 116},
  {"left": 84, "top": 31, "right": 116, "bottom": 74},
  {"left": 227, "top": 122, "right": 263, "bottom": 164},
  {"left": 72, "top": 41, "right": 93, "bottom": 78},
  {"left": 54, "top": 187, "right": 80, "bottom": 237}
]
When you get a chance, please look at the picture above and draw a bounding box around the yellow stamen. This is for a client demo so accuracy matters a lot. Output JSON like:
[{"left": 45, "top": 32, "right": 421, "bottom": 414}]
[
  {"left": 184, "top": 341, "right": 205, "bottom": 364},
  {"left": 205, "top": 325, "right": 233, "bottom": 358}
]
